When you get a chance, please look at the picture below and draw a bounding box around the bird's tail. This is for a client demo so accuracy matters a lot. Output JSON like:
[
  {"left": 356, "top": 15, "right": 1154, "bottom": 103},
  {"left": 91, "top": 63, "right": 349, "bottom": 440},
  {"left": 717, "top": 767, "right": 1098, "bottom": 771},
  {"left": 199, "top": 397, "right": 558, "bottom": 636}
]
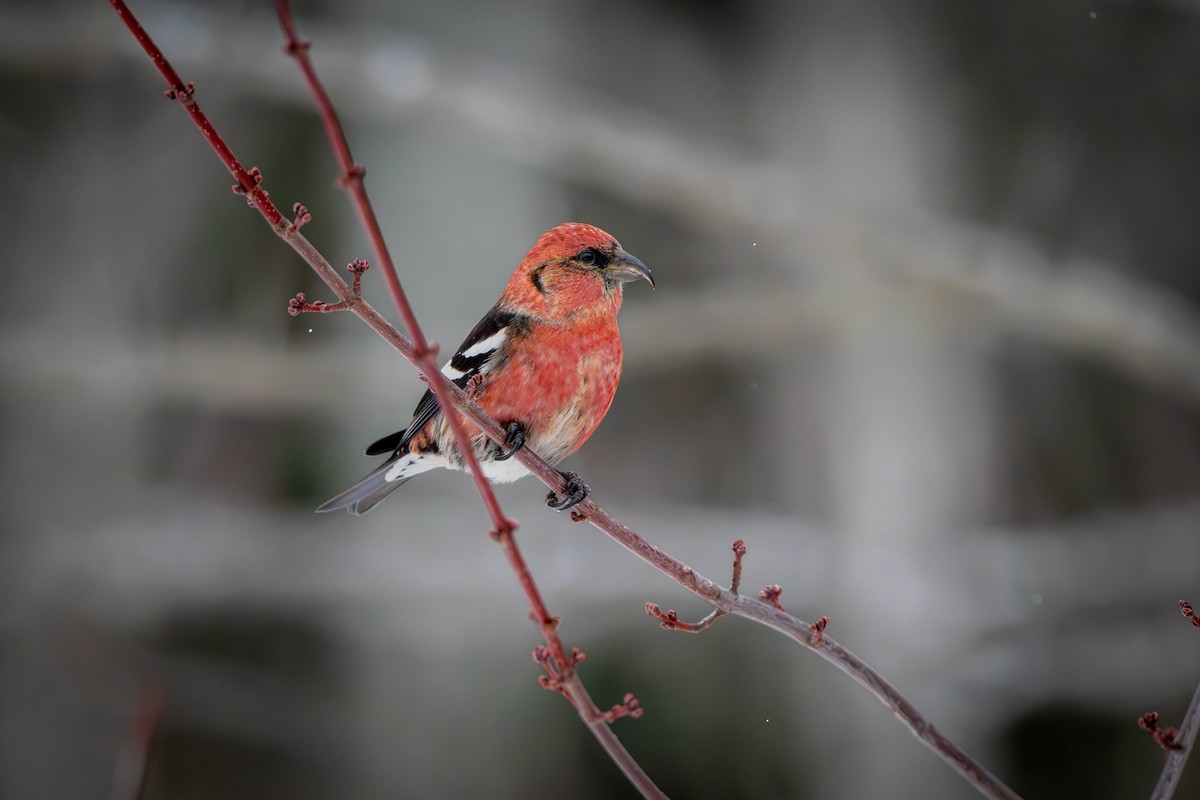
[{"left": 315, "top": 452, "right": 438, "bottom": 515}]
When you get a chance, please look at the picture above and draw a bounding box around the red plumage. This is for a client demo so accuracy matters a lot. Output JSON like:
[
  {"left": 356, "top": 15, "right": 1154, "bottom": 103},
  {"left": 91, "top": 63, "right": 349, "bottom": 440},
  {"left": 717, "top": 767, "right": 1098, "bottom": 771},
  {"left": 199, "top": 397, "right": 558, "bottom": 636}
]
[{"left": 318, "top": 222, "right": 654, "bottom": 515}]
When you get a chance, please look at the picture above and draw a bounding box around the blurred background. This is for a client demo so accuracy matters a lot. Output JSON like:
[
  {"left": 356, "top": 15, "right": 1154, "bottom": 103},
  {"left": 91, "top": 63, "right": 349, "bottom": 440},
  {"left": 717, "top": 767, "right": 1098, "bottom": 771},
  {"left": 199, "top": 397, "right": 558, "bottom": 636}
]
[{"left": 2, "top": 0, "right": 1199, "bottom": 797}]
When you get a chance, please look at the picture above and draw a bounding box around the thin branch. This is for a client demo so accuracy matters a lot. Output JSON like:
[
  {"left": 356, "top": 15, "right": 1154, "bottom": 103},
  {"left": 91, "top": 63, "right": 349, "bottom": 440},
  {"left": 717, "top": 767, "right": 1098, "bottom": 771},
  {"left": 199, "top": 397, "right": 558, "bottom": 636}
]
[
  {"left": 645, "top": 539, "right": 745, "bottom": 633},
  {"left": 644, "top": 542, "right": 831, "bottom": 655},
  {"left": 108, "top": 1, "right": 661, "bottom": 796},
  {"left": 268, "top": 3, "right": 660, "bottom": 795},
  {"left": 288, "top": 258, "right": 367, "bottom": 314},
  {"left": 644, "top": 603, "right": 723, "bottom": 634},
  {"left": 270, "top": 0, "right": 515, "bottom": 553},
  {"left": 106, "top": 3, "right": 1021, "bottom": 798},
  {"left": 574, "top": 505, "right": 1024, "bottom": 800},
  {"left": 1148, "top": 601, "right": 1200, "bottom": 800},
  {"left": 105, "top": 3, "right": 282, "bottom": 229},
  {"left": 1149, "top": 683, "right": 1200, "bottom": 800},
  {"left": 272, "top": 0, "right": 415, "bottom": 348}
]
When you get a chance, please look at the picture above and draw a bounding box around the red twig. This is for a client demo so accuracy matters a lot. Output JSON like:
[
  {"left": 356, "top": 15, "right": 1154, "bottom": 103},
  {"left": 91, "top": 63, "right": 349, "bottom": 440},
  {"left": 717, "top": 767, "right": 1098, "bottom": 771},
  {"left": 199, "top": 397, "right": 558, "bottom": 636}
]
[
  {"left": 729, "top": 538, "right": 746, "bottom": 594},
  {"left": 644, "top": 541, "right": 828, "bottom": 650},
  {"left": 107, "top": 2, "right": 283, "bottom": 230},
  {"left": 644, "top": 603, "right": 721, "bottom": 633},
  {"left": 645, "top": 539, "right": 747, "bottom": 633},
  {"left": 272, "top": 0, "right": 413, "bottom": 342},
  {"left": 274, "top": 2, "right": 517, "bottom": 557},
  {"left": 288, "top": 259, "right": 368, "bottom": 315},
  {"left": 268, "top": 3, "right": 656, "bottom": 793},
  {"left": 109, "top": 0, "right": 657, "bottom": 794},
  {"left": 107, "top": 3, "right": 1021, "bottom": 798},
  {"left": 270, "top": 0, "right": 517, "bottom": 546}
]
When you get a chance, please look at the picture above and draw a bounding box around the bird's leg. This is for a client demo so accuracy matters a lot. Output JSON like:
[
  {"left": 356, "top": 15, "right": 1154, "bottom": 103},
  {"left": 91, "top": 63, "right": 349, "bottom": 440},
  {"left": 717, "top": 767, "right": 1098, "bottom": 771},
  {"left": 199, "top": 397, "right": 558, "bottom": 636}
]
[
  {"left": 494, "top": 421, "right": 527, "bottom": 461},
  {"left": 547, "top": 470, "right": 589, "bottom": 510}
]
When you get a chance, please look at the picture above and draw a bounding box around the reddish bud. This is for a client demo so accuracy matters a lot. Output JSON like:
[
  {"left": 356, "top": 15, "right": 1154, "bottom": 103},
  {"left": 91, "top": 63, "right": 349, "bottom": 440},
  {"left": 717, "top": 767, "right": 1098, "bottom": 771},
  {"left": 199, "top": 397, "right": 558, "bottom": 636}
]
[
  {"left": 810, "top": 615, "right": 830, "bottom": 646},
  {"left": 288, "top": 203, "right": 312, "bottom": 234},
  {"left": 1181, "top": 600, "right": 1200, "bottom": 628},
  {"left": 164, "top": 82, "right": 195, "bottom": 101},
  {"left": 760, "top": 584, "right": 787, "bottom": 612},
  {"left": 1139, "top": 711, "right": 1184, "bottom": 750}
]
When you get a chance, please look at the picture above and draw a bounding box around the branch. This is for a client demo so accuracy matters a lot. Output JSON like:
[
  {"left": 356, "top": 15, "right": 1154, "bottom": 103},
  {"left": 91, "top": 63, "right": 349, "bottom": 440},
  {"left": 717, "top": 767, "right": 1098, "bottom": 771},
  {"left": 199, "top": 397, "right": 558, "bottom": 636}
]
[
  {"left": 645, "top": 539, "right": 745, "bottom": 633},
  {"left": 267, "top": 4, "right": 662, "bottom": 794},
  {"left": 1149, "top": 683, "right": 1200, "bottom": 800},
  {"left": 583, "top": 509, "right": 1024, "bottom": 800},
  {"left": 1147, "top": 600, "right": 1200, "bottom": 800},
  {"left": 107, "top": 3, "right": 1020, "bottom": 798},
  {"left": 109, "top": 1, "right": 660, "bottom": 796}
]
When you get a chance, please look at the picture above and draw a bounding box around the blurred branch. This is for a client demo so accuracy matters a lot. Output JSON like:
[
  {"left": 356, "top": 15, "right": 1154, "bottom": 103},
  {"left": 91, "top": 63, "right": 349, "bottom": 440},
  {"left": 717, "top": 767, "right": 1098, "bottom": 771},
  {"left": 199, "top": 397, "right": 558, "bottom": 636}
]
[
  {"left": 106, "top": 685, "right": 162, "bottom": 800},
  {"left": 104, "top": 2, "right": 1022, "bottom": 797}
]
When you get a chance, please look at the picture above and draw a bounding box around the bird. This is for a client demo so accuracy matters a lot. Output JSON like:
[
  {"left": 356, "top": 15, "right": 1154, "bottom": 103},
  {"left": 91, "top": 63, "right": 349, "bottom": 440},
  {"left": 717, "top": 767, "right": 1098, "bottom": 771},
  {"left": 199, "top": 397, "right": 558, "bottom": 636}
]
[{"left": 317, "top": 222, "right": 654, "bottom": 515}]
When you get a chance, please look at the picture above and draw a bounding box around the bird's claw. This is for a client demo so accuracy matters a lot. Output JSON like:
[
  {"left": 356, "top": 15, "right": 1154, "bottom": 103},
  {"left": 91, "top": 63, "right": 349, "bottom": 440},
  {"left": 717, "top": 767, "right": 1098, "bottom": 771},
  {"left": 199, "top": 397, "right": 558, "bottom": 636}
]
[
  {"left": 547, "top": 471, "right": 589, "bottom": 510},
  {"left": 495, "top": 422, "right": 527, "bottom": 462}
]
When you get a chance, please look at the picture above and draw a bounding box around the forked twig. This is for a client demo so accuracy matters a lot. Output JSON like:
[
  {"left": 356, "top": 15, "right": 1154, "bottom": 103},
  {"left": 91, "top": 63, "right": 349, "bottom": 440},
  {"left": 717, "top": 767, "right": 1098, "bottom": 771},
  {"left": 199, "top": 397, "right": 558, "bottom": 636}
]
[
  {"left": 288, "top": 258, "right": 368, "bottom": 314},
  {"left": 645, "top": 539, "right": 746, "bottom": 633},
  {"left": 645, "top": 541, "right": 830, "bottom": 647}
]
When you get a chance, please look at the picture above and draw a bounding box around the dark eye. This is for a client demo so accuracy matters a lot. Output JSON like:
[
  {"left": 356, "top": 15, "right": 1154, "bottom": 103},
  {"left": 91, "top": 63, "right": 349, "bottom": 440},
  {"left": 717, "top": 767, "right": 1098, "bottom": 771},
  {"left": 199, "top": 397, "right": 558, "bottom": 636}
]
[{"left": 577, "top": 248, "right": 603, "bottom": 266}]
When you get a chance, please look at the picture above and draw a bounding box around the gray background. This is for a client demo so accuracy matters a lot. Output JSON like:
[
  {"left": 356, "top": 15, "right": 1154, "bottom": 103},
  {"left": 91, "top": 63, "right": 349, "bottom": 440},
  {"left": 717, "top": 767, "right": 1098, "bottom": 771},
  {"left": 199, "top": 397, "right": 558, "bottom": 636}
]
[{"left": 2, "top": 1, "right": 1200, "bottom": 798}]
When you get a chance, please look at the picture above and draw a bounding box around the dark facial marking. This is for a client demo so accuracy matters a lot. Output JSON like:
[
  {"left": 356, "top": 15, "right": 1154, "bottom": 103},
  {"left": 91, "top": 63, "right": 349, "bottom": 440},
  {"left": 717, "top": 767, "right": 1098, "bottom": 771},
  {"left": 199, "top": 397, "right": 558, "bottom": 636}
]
[{"left": 530, "top": 264, "right": 547, "bottom": 295}]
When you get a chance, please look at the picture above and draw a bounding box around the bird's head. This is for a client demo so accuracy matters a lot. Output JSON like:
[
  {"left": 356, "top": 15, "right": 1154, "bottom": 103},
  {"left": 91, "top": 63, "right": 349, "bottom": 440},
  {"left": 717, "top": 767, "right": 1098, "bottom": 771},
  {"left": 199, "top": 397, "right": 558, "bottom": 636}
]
[{"left": 501, "top": 222, "right": 653, "bottom": 318}]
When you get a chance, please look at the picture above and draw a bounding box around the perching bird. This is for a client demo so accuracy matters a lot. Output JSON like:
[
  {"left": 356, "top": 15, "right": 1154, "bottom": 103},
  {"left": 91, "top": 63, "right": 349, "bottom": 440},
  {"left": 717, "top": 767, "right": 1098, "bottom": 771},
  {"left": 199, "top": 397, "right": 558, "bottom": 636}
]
[{"left": 317, "top": 222, "right": 654, "bottom": 515}]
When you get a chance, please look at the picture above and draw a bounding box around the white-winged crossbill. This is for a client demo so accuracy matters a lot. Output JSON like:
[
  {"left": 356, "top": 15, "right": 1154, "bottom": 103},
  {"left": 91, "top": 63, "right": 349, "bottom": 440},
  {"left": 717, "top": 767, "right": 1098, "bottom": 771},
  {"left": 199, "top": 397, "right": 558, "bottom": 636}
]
[{"left": 317, "top": 222, "right": 653, "bottom": 515}]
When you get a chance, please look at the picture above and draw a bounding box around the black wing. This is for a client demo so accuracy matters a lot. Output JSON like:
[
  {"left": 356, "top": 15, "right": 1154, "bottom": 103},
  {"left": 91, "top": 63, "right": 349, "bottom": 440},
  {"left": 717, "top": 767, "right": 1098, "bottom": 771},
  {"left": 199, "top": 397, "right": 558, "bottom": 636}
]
[{"left": 364, "top": 306, "right": 526, "bottom": 457}]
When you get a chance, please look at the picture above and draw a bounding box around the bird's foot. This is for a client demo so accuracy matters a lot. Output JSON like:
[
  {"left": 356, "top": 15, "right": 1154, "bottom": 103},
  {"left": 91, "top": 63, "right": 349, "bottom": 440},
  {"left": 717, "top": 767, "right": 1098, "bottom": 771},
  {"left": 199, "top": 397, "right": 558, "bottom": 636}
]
[
  {"left": 494, "top": 421, "right": 527, "bottom": 461},
  {"left": 547, "top": 470, "right": 589, "bottom": 510}
]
